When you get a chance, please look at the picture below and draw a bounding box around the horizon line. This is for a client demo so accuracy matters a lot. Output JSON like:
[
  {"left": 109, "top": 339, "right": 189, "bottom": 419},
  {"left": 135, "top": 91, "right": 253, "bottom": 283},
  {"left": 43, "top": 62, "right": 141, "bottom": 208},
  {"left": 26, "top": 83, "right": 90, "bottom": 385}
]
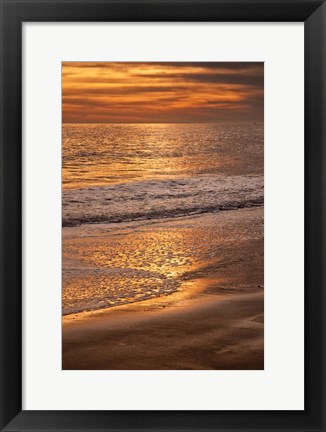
[{"left": 62, "top": 120, "right": 263, "bottom": 125}]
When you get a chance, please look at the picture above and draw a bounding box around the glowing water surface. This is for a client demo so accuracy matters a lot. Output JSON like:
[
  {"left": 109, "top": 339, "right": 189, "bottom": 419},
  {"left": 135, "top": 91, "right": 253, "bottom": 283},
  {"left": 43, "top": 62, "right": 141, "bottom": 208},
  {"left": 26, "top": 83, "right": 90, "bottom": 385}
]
[{"left": 62, "top": 123, "right": 263, "bottom": 315}]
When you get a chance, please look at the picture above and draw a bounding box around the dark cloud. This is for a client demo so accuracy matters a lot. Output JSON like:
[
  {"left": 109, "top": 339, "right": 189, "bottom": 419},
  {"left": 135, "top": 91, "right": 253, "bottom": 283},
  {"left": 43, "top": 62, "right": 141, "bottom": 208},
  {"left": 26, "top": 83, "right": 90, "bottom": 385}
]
[
  {"left": 185, "top": 73, "right": 263, "bottom": 87},
  {"left": 143, "top": 62, "right": 263, "bottom": 70},
  {"left": 64, "top": 61, "right": 263, "bottom": 69}
]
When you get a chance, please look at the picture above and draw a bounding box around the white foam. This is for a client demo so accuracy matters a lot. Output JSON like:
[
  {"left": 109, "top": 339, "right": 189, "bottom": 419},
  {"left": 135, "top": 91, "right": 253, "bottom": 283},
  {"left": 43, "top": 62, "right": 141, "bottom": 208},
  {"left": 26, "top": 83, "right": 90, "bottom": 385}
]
[{"left": 62, "top": 174, "right": 264, "bottom": 226}]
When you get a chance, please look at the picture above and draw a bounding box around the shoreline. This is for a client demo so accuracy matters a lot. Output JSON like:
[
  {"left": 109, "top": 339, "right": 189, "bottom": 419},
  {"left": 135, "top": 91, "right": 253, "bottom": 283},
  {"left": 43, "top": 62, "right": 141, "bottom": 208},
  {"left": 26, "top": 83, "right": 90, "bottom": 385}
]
[
  {"left": 62, "top": 207, "right": 264, "bottom": 370},
  {"left": 63, "top": 208, "right": 264, "bottom": 315}
]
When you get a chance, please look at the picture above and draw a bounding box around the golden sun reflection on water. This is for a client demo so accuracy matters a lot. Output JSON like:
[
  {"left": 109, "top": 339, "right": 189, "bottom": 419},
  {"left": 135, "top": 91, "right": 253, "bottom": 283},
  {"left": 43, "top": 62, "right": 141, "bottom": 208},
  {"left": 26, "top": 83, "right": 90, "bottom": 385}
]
[{"left": 62, "top": 123, "right": 263, "bottom": 190}]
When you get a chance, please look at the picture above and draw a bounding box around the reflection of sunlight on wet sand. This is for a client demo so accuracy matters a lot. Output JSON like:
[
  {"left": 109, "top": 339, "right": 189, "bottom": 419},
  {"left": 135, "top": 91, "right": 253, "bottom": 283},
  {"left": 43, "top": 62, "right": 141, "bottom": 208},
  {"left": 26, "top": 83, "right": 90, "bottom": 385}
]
[
  {"left": 62, "top": 224, "right": 207, "bottom": 314},
  {"left": 62, "top": 208, "right": 263, "bottom": 315}
]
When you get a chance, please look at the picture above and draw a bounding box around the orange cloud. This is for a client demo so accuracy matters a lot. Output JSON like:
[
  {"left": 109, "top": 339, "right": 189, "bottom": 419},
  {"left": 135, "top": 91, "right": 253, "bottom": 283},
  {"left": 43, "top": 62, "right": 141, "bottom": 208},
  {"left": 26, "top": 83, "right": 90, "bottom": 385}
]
[{"left": 62, "top": 62, "right": 264, "bottom": 123}]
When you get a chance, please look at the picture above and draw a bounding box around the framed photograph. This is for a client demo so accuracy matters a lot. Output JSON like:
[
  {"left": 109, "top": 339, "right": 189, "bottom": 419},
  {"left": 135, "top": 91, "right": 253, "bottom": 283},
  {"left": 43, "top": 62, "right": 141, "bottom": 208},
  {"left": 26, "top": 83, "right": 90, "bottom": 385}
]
[
  {"left": 0, "top": 0, "right": 325, "bottom": 431},
  {"left": 61, "top": 60, "right": 265, "bottom": 371}
]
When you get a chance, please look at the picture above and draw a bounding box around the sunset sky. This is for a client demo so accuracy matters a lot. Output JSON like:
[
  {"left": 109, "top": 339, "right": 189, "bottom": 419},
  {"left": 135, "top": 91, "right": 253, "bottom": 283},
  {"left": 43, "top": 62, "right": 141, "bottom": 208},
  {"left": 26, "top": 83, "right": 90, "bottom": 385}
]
[{"left": 62, "top": 62, "right": 264, "bottom": 123}]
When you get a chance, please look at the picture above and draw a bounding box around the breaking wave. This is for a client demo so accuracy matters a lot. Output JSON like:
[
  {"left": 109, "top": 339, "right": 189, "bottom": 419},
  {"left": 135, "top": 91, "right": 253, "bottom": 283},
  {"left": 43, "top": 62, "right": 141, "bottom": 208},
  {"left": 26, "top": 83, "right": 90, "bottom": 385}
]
[{"left": 62, "top": 174, "right": 263, "bottom": 227}]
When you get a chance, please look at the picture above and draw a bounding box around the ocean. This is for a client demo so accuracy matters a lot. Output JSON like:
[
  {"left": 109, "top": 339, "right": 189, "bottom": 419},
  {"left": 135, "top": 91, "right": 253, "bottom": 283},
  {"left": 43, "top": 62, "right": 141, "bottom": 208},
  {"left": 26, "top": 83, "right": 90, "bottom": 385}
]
[{"left": 62, "top": 123, "right": 264, "bottom": 315}]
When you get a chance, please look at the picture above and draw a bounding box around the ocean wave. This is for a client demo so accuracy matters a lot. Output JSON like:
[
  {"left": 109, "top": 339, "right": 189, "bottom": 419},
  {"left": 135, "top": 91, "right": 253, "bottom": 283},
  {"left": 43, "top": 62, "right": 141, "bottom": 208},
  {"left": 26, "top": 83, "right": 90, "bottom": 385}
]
[{"left": 62, "top": 174, "right": 263, "bottom": 227}]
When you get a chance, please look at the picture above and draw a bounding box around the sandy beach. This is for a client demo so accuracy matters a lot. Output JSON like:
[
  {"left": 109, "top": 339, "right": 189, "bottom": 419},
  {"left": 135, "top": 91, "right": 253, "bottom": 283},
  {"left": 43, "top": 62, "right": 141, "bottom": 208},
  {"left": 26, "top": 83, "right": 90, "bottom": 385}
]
[
  {"left": 63, "top": 291, "right": 263, "bottom": 370},
  {"left": 62, "top": 207, "right": 264, "bottom": 370}
]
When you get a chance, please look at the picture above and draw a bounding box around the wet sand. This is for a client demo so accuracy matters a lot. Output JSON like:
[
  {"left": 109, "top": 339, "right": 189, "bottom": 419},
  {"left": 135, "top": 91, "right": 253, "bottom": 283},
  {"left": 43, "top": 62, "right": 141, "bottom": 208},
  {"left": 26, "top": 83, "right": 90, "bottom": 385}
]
[
  {"left": 62, "top": 208, "right": 264, "bottom": 370},
  {"left": 63, "top": 290, "right": 263, "bottom": 370}
]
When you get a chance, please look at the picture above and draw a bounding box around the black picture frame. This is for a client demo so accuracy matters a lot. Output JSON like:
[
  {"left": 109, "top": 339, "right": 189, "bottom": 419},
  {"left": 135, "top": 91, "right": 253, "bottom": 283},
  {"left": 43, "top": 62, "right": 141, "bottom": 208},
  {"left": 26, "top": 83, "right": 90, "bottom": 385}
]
[{"left": 0, "top": 0, "right": 325, "bottom": 431}]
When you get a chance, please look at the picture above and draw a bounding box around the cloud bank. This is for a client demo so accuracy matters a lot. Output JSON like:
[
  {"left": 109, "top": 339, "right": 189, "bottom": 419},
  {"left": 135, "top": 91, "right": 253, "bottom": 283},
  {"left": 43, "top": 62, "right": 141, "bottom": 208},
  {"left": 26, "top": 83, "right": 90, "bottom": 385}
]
[{"left": 62, "top": 62, "right": 264, "bottom": 123}]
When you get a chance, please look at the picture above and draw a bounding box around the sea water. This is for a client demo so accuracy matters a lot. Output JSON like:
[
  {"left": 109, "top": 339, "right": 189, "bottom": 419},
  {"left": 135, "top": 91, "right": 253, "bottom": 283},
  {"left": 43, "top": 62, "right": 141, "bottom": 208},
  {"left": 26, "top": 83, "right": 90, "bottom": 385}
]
[{"left": 62, "top": 123, "right": 263, "bottom": 314}]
